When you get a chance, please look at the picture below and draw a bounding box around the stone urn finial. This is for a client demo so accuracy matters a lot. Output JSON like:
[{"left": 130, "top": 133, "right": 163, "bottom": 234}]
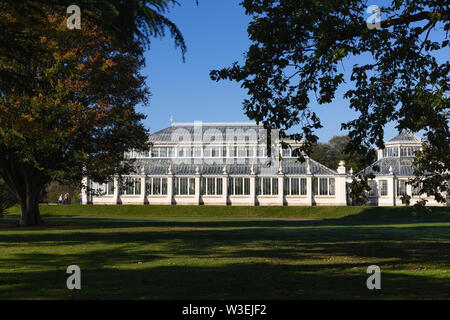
[
  {"left": 337, "top": 160, "right": 346, "bottom": 174},
  {"left": 306, "top": 160, "right": 311, "bottom": 175}
]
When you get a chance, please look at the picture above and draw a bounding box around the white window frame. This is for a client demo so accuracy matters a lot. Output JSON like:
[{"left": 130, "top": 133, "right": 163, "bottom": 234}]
[
  {"left": 228, "top": 177, "right": 250, "bottom": 195},
  {"left": 120, "top": 177, "right": 141, "bottom": 195},
  {"left": 145, "top": 177, "right": 168, "bottom": 195},
  {"left": 200, "top": 177, "right": 223, "bottom": 195},
  {"left": 312, "top": 177, "right": 335, "bottom": 196},
  {"left": 173, "top": 177, "right": 195, "bottom": 195}
]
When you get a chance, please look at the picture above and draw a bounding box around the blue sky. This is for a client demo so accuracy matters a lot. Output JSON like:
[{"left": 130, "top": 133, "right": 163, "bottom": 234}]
[{"left": 138, "top": 0, "right": 446, "bottom": 143}]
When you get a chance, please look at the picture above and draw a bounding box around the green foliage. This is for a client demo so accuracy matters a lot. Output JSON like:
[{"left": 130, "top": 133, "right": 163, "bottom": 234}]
[
  {"left": 311, "top": 135, "right": 376, "bottom": 171},
  {"left": 41, "top": 181, "right": 81, "bottom": 204},
  {"left": 348, "top": 174, "right": 375, "bottom": 206},
  {"left": 413, "top": 199, "right": 432, "bottom": 215},
  {"left": 211, "top": 0, "right": 449, "bottom": 201},
  {"left": 0, "top": 179, "right": 16, "bottom": 216},
  {"left": 400, "top": 194, "right": 412, "bottom": 206},
  {"left": 0, "top": 1, "right": 185, "bottom": 225}
]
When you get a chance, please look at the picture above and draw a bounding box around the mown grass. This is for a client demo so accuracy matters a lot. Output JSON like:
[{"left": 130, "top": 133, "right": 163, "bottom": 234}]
[
  {"left": 0, "top": 216, "right": 449, "bottom": 299},
  {"left": 4, "top": 204, "right": 450, "bottom": 221}
]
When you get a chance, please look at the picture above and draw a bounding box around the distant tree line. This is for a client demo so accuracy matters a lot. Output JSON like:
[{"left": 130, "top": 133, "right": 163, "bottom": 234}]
[{"left": 310, "top": 136, "right": 376, "bottom": 173}]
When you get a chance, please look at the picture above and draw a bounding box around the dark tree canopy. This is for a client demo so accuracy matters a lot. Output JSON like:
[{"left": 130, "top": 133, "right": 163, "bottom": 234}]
[
  {"left": 0, "top": 1, "right": 186, "bottom": 225},
  {"left": 211, "top": 0, "right": 449, "bottom": 202},
  {"left": 0, "top": 0, "right": 187, "bottom": 93}
]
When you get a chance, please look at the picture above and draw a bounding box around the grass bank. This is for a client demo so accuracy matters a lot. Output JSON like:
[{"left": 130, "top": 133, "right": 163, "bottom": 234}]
[{"left": 5, "top": 204, "right": 450, "bottom": 221}]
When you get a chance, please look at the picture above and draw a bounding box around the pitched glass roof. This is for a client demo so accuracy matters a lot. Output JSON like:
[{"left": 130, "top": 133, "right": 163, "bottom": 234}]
[
  {"left": 148, "top": 123, "right": 268, "bottom": 143},
  {"left": 132, "top": 158, "right": 338, "bottom": 176},
  {"left": 358, "top": 157, "right": 415, "bottom": 176},
  {"left": 386, "top": 130, "right": 422, "bottom": 144}
]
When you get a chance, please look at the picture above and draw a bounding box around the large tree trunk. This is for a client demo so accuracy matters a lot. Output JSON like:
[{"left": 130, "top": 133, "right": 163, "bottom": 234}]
[
  {"left": 0, "top": 155, "right": 47, "bottom": 226},
  {"left": 19, "top": 191, "right": 44, "bottom": 226}
]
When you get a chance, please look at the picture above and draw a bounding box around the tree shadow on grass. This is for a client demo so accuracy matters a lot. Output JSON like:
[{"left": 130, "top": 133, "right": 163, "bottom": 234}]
[
  {"left": 336, "top": 206, "right": 450, "bottom": 222},
  {"left": 1, "top": 261, "right": 449, "bottom": 300},
  {"left": 1, "top": 220, "right": 449, "bottom": 299}
]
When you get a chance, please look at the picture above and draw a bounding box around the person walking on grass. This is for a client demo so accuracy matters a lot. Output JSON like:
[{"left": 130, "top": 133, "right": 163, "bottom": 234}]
[{"left": 58, "top": 194, "right": 63, "bottom": 205}]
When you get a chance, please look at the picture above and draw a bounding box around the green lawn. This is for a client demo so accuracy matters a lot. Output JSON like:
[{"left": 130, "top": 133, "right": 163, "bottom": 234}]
[
  {"left": 5, "top": 204, "right": 450, "bottom": 221},
  {"left": 1, "top": 211, "right": 449, "bottom": 299}
]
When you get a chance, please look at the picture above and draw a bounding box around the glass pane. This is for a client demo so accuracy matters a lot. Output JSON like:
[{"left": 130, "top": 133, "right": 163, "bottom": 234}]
[
  {"left": 207, "top": 178, "right": 214, "bottom": 195},
  {"left": 263, "top": 178, "right": 271, "bottom": 195},
  {"left": 108, "top": 181, "right": 114, "bottom": 195},
  {"left": 412, "top": 183, "right": 421, "bottom": 196},
  {"left": 173, "top": 178, "right": 177, "bottom": 195},
  {"left": 127, "top": 178, "right": 133, "bottom": 195},
  {"left": 282, "top": 148, "right": 291, "bottom": 157},
  {"left": 284, "top": 178, "right": 290, "bottom": 195},
  {"left": 272, "top": 178, "right": 278, "bottom": 195},
  {"left": 180, "top": 178, "right": 188, "bottom": 195},
  {"left": 312, "top": 178, "right": 318, "bottom": 195},
  {"left": 392, "top": 147, "right": 398, "bottom": 157},
  {"left": 319, "top": 178, "right": 328, "bottom": 195},
  {"left": 217, "top": 178, "right": 223, "bottom": 195},
  {"left": 151, "top": 148, "right": 159, "bottom": 157},
  {"left": 329, "top": 178, "right": 335, "bottom": 195},
  {"left": 200, "top": 177, "right": 206, "bottom": 195},
  {"left": 244, "top": 178, "right": 250, "bottom": 195},
  {"left": 291, "top": 178, "right": 299, "bottom": 195},
  {"left": 300, "top": 178, "right": 307, "bottom": 195},
  {"left": 228, "top": 178, "right": 234, "bottom": 195},
  {"left": 153, "top": 178, "right": 161, "bottom": 195},
  {"left": 235, "top": 177, "right": 243, "bottom": 195},
  {"left": 161, "top": 178, "right": 167, "bottom": 194},
  {"left": 135, "top": 178, "right": 141, "bottom": 195},
  {"left": 380, "top": 180, "right": 388, "bottom": 196},
  {"left": 397, "top": 180, "right": 407, "bottom": 196},
  {"left": 189, "top": 178, "right": 195, "bottom": 195}
]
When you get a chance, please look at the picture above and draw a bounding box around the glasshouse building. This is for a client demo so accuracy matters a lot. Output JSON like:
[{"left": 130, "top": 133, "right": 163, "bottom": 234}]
[
  {"left": 82, "top": 123, "right": 448, "bottom": 206},
  {"left": 357, "top": 130, "right": 447, "bottom": 206}
]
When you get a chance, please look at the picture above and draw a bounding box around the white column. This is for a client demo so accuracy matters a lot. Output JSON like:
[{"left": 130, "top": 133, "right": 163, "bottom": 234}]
[
  {"left": 278, "top": 175, "right": 284, "bottom": 205},
  {"left": 113, "top": 176, "right": 120, "bottom": 204},
  {"left": 387, "top": 176, "right": 396, "bottom": 206},
  {"left": 167, "top": 175, "right": 173, "bottom": 205},
  {"left": 249, "top": 175, "right": 256, "bottom": 206},
  {"left": 140, "top": 176, "right": 146, "bottom": 204},
  {"left": 223, "top": 175, "right": 228, "bottom": 205},
  {"left": 195, "top": 175, "right": 201, "bottom": 205},
  {"left": 306, "top": 176, "right": 313, "bottom": 205},
  {"left": 335, "top": 176, "right": 347, "bottom": 205},
  {"left": 81, "top": 176, "right": 89, "bottom": 205}
]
